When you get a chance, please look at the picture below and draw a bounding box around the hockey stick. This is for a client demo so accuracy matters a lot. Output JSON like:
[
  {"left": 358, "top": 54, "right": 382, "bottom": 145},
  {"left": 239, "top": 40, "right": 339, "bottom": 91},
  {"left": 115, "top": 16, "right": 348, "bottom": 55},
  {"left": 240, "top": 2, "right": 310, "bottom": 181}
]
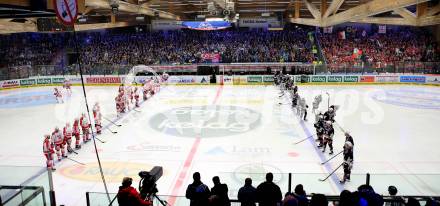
[
  {"left": 321, "top": 150, "right": 343, "bottom": 165},
  {"left": 67, "top": 147, "right": 78, "bottom": 154},
  {"left": 319, "top": 162, "right": 344, "bottom": 181},
  {"left": 107, "top": 127, "right": 117, "bottom": 134},
  {"left": 103, "top": 117, "right": 122, "bottom": 127},
  {"left": 66, "top": 157, "right": 85, "bottom": 165},
  {"left": 94, "top": 136, "right": 106, "bottom": 143},
  {"left": 293, "top": 134, "right": 316, "bottom": 145}
]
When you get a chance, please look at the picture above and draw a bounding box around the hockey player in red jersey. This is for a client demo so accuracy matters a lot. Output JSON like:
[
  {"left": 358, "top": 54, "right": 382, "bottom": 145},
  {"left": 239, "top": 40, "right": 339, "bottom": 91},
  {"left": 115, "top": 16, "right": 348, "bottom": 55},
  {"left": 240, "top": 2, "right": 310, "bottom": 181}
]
[
  {"left": 63, "top": 123, "right": 73, "bottom": 153},
  {"left": 80, "top": 114, "right": 91, "bottom": 142},
  {"left": 134, "top": 87, "right": 140, "bottom": 107},
  {"left": 54, "top": 88, "right": 63, "bottom": 103},
  {"left": 43, "top": 135, "right": 55, "bottom": 170},
  {"left": 73, "top": 118, "right": 81, "bottom": 149},
  {"left": 93, "top": 103, "right": 102, "bottom": 134},
  {"left": 51, "top": 127, "right": 65, "bottom": 161}
]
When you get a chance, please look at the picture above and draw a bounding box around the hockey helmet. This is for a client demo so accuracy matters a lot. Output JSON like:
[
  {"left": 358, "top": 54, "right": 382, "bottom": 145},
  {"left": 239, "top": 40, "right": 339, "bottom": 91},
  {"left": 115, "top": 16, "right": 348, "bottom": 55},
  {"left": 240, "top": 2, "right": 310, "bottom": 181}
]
[
  {"left": 45, "top": 134, "right": 50, "bottom": 139},
  {"left": 55, "top": 126, "right": 59, "bottom": 131}
]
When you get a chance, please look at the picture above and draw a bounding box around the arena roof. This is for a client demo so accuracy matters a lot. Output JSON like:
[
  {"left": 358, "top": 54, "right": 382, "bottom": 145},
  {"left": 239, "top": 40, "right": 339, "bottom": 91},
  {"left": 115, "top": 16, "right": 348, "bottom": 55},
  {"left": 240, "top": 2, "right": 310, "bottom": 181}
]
[{"left": 0, "top": 0, "right": 439, "bottom": 33}]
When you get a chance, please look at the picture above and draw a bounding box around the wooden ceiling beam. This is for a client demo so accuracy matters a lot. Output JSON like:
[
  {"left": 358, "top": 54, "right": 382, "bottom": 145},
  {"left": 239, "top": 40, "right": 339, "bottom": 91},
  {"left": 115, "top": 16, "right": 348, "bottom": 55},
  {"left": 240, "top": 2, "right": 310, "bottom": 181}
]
[
  {"left": 322, "top": 0, "right": 344, "bottom": 18},
  {"left": 322, "top": 0, "right": 430, "bottom": 27},
  {"left": 302, "top": 0, "right": 321, "bottom": 20},
  {"left": 85, "top": 0, "right": 179, "bottom": 20},
  {"left": 424, "top": 3, "right": 440, "bottom": 17},
  {"left": 289, "top": 17, "right": 319, "bottom": 26},
  {"left": 393, "top": 8, "right": 416, "bottom": 25}
]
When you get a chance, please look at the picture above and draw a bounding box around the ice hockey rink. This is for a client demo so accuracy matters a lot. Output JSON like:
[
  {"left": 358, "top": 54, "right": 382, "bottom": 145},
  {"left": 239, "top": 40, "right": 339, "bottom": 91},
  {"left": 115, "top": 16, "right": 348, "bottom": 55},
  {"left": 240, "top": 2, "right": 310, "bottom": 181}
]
[{"left": 1, "top": 84, "right": 440, "bottom": 205}]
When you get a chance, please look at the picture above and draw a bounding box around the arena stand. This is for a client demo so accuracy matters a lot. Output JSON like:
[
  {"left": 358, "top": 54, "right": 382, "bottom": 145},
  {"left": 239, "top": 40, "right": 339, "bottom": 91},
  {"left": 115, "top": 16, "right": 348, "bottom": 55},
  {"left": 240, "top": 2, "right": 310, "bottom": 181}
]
[{"left": 1, "top": 26, "right": 440, "bottom": 206}]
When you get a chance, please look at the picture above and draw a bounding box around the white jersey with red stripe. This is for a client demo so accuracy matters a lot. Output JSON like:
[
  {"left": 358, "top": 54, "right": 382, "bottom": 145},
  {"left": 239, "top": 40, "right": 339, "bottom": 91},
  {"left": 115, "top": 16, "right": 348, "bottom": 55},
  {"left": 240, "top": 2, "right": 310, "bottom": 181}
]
[
  {"left": 63, "top": 127, "right": 72, "bottom": 141},
  {"left": 51, "top": 131, "right": 63, "bottom": 146},
  {"left": 80, "top": 117, "right": 90, "bottom": 128}
]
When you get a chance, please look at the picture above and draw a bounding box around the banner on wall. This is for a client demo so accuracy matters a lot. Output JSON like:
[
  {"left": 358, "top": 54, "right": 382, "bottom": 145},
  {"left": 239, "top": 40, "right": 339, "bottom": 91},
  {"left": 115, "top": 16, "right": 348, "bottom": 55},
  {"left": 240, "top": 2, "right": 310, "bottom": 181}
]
[
  {"left": 151, "top": 20, "right": 183, "bottom": 31},
  {"left": 378, "top": 25, "right": 386, "bottom": 34},
  {"left": 1, "top": 80, "right": 19, "bottom": 88},
  {"left": 375, "top": 75, "right": 399, "bottom": 83},
  {"left": 20, "top": 79, "right": 36, "bottom": 86},
  {"left": 167, "top": 76, "right": 209, "bottom": 84},
  {"left": 360, "top": 76, "right": 375, "bottom": 82},
  {"left": 400, "top": 76, "right": 426, "bottom": 83},
  {"left": 343, "top": 76, "right": 359, "bottom": 82},
  {"left": 239, "top": 17, "right": 281, "bottom": 28},
  {"left": 426, "top": 76, "right": 440, "bottom": 84},
  {"left": 323, "top": 26, "right": 333, "bottom": 34},
  {"left": 86, "top": 77, "right": 121, "bottom": 84},
  {"left": 327, "top": 76, "right": 343, "bottom": 82},
  {"left": 37, "top": 78, "right": 52, "bottom": 85}
]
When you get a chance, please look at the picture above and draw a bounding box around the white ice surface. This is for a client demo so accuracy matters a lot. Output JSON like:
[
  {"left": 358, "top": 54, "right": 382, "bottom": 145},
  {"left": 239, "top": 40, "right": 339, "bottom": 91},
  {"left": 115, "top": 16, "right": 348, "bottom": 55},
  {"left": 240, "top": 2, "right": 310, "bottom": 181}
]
[{"left": 0, "top": 84, "right": 439, "bottom": 205}]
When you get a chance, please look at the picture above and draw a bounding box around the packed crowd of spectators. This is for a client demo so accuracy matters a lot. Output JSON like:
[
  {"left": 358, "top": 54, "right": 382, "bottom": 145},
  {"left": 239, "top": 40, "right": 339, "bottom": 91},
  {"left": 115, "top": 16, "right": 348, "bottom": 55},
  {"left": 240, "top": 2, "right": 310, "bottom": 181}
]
[
  {"left": 319, "top": 28, "right": 440, "bottom": 69},
  {"left": 0, "top": 33, "right": 64, "bottom": 67},
  {"left": 77, "top": 29, "right": 314, "bottom": 66},
  {"left": 1, "top": 26, "right": 439, "bottom": 75},
  {"left": 0, "top": 29, "right": 314, "bottom": 69}
]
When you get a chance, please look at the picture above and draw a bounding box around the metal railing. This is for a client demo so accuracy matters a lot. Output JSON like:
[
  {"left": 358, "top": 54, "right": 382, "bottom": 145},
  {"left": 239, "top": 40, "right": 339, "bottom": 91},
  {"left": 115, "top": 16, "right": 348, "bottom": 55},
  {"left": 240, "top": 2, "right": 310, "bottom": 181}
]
[
  {"left": 85, "top": 172, "right": 440, "bottom": 206},
  {"left": 0, "top": 185, "right": 46, "bottom": 206}
]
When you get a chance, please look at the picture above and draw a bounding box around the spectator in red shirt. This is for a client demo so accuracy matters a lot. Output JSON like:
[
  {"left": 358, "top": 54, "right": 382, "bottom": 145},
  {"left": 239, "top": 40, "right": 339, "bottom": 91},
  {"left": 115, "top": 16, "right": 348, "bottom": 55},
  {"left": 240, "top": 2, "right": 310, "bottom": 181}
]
[{"left": 117, "top": 177, "right": 152, "bottom": 206}]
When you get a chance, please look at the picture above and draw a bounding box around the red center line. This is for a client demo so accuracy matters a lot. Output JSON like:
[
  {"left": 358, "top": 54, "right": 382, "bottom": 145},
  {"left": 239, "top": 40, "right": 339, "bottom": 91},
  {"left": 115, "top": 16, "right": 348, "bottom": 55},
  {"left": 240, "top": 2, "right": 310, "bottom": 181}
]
[{"left": 167, "top": 85, "right": 224, "bottom": 205}]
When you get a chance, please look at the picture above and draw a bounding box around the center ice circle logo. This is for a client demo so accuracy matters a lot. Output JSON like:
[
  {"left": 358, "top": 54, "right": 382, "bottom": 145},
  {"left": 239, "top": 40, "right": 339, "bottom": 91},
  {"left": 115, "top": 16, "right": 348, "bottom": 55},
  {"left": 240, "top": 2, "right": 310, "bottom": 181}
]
[{"left": 150, "top": 105, "right": 262, "bottom": 138}]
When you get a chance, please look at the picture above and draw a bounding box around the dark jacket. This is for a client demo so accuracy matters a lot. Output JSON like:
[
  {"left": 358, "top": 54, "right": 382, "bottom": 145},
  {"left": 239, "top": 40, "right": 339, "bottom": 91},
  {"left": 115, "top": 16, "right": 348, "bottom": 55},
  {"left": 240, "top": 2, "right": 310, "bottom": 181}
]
[
  {"left": 186, "top": 181, "right": 211, "bottom": 206},
  {"left": 256, "top": 181, "right": 282, "bottom": 206},
  {"left": 238, "top": 185, "right": 257, "bottom": 206},
  {"left": 211, "top": 183, "right": 231, "bottom": 206},
  {"left": 117, "top": 186, "right": 152, "bottom": 206}
]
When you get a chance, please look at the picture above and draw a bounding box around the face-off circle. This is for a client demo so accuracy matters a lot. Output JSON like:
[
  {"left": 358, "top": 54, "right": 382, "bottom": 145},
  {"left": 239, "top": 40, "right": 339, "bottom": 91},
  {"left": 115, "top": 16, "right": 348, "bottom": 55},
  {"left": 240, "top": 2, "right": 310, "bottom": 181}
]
[
  {"left": 372, "top": 89, "right": 440, "bottom": 109},
  {"left": 150, "top": 105, "right": 262, "bottom": 138}
]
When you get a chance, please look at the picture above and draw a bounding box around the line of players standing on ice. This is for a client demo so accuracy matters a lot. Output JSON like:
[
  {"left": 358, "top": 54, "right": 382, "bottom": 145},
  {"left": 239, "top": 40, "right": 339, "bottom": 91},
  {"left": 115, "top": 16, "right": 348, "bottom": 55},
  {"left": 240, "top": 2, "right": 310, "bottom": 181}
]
[
  {"left": 274, "top": 72, "right": 354, "bottom": 184},
  {"left": 114, "top": 75, "right": 165, "bottom": 117},
  {"left": 44, "top": 73, "right": 169, "bottom": 171},
  {"left": 43, "top": 102, "right": 103, "bottom": 171}
]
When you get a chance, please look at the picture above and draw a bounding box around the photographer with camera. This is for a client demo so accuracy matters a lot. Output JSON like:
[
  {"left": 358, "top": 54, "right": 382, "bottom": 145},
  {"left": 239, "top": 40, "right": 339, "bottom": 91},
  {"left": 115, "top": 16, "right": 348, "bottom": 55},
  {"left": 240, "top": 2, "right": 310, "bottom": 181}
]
[{"left": 117, "top": 177, "right": 153, "bottom": 206}]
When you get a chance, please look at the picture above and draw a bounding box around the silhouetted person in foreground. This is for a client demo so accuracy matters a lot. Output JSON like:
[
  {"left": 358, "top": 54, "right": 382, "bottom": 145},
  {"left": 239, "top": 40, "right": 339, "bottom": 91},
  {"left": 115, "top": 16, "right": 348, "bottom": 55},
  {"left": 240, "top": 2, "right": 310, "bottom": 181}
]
[
  {"left": 238, "top": 178, "right": 257, "bottom": 206},
  {"left": 256, "top": 172, "right": 282, "bottom": 206},
  {"left": 210, "top": 176, "right": 230, "bottom": 206},
  {"left": 185, "top": 172, "right": 210, "bottom": 206}
]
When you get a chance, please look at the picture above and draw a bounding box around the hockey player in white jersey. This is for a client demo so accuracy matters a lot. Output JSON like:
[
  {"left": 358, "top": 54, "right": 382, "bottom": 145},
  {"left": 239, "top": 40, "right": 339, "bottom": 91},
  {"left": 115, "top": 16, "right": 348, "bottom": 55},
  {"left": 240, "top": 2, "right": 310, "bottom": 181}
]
[{"left": 51, "top": 127, "right": 65, "bottom": 161}]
